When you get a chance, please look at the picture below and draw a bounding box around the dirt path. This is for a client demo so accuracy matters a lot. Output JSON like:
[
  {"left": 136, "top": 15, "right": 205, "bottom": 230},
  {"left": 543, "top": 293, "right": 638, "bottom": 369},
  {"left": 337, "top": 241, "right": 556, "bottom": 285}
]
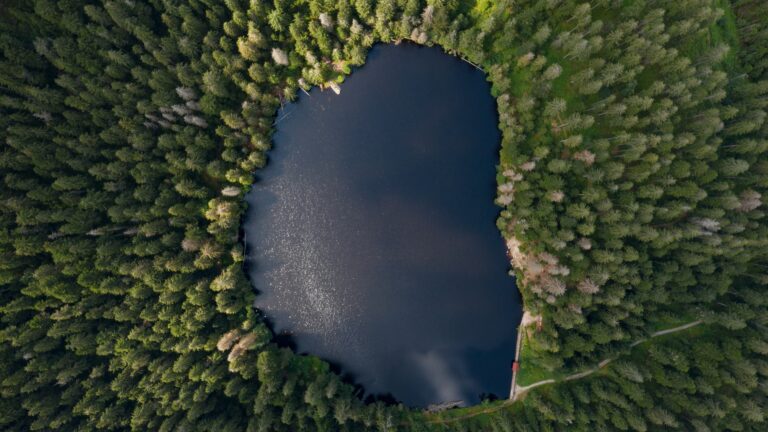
[
  {"left": 508, "top": 324, "right": 524, "bottom": 399},
  {"left": 424, "top": 400, "right": 516, "bottom": 425},
  {"left": 513, "top": 320, "right": 703, "bottom": 399},
  {"left": 426, "top": 320, "right": 703, "bottom": 425},
  {"left": 646, "top": 319, "right": 703, "bottom": 338}
]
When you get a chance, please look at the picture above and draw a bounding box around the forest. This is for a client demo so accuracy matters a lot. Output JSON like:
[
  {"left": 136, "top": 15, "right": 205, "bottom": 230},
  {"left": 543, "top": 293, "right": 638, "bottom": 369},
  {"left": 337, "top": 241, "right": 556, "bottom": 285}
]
[{"left": 0, "top": 0, "right": 766, "bottom": 431}]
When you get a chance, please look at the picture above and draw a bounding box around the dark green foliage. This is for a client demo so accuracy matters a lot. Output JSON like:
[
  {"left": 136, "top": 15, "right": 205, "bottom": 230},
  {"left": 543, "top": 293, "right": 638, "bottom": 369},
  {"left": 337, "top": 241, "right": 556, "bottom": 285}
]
[
  {"left": 493, "top": 0, "right": 768, "bottom": 372},
  {"left": 0, "top": 0, "right": 766, "bottom": 431}
]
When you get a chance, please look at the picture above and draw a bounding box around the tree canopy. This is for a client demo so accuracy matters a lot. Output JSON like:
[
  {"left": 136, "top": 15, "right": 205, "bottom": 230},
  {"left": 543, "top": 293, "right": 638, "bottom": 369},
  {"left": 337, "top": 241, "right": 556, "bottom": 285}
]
[{"left": 0, "top": 0, "right": 766, "bottom": 431}]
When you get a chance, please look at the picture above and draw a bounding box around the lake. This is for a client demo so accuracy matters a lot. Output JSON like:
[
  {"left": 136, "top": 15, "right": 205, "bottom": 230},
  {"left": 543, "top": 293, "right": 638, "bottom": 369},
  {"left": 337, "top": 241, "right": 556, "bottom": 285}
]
[{"left": 244, "top": 43, "right": 521, "bottom": 407}]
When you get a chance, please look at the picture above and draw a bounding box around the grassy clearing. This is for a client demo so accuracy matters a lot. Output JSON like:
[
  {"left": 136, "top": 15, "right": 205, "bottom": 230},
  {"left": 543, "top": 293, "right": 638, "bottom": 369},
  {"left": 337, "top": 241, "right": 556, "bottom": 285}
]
[
  {"left": 676, "top": 0, "right": 740, "bottom": 70},
  {"left": 515, "top": 332, "right": 558, "bottom": 387},
  {"left": 710, "top": 0, "right": 741, "bottom": 69}
]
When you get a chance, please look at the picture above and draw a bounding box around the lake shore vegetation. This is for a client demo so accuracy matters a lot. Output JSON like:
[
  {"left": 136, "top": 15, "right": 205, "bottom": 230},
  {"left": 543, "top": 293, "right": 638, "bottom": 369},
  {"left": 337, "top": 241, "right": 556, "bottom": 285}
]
[{"left": 0, "top": 0, "right": 766, "bottom": 431}]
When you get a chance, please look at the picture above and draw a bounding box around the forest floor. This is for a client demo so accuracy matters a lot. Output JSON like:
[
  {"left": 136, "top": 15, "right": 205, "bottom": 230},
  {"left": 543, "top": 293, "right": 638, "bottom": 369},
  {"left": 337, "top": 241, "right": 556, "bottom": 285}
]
[{"left": 420, "top": 319, "right": 704, "bottom": 425}]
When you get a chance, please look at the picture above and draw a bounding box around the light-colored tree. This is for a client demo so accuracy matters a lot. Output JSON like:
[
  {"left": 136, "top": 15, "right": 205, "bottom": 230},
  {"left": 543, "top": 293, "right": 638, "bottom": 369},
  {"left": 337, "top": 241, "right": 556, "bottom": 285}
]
[
  {"left": 271, "top": 47, "right": 289, "bottom": 65},
  {"left": 181, "top": 238, "right": 202, "bottom": 252},
  {"left": 497, "top": 194, "right": 514, "bottom": 205},
  {"left": 692, "top": 217, "right": 720, "bottom": 235},
  {"left": 217, "top": 329, "right": 242, "bottom": 352},
  {"left": 562, "top": 135, "right": 583, "bottom": 148},
  {"left": 542, "top": 63, "right": 562, "bottom": 80},
  {"left": 186, "top": 100, "right": 200, "bottom": 111},
  {"left": 171, "top": 104, "right": 191, "bottom": 116},
  {"left": 222, "top": 186, "right": 241, "bottom": 197},
  {"left": 541, "top": 275, "right": 566, "bottom": 296},
  {"left": 350, "top": 19, "right": 363, "bottom": 34},
  {"left": 577, "top": 237, "right": 592, "bottom": 250},
  {"left": 319, "top": 13, "right": 333, "bottom": 29},
  {"left": 502, "top": 168, "right": 523, "bottom": 181},
  {"left": 33, "top": 111, "right": 52, "bottom": 123},
  {"left": 184, "top": 115, "right": 208, "bottom": 128},
  {"left": 228, "top": 333, "right": 259, "bottom": 362},
  {"left": 517, "top": 52, "right": 535, "bottom": 67},
  {"left": 737, "top": 190, "right": 762, "bottom": 212},
  {"left": 421, "top": 5, "right": 434, "bottom": 26},
  {"left": 573, "top": 150, "right": 596, "bottom": 165},
  {"left": 548, "top": 190, "right": 565, "bottom": 202}
]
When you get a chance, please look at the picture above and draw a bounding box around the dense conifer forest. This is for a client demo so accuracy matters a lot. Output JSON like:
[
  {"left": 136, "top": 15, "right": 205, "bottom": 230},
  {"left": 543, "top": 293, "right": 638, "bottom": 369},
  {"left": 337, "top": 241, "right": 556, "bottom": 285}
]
[{"left": 0, "top": 0, "right": 766, "bottom": 431}]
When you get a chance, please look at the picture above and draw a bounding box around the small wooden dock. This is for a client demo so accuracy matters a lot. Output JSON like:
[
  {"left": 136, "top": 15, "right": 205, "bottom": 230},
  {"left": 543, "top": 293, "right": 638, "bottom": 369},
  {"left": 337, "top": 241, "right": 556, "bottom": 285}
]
[{"left": 426, "top": 400, "right": 463, "bottom": 413}]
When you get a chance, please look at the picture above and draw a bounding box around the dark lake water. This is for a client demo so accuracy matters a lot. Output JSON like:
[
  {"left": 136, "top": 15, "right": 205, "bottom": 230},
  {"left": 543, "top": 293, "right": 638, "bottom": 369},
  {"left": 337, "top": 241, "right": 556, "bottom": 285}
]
[{"left": 244, "top": 43, "right": 521, "bottom": 407}]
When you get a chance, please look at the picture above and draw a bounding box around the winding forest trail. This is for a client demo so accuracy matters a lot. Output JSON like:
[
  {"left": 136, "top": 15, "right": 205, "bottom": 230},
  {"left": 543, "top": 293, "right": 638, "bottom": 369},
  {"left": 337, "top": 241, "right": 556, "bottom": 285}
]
[
  {"left": 513, "top": 320, "right": 703, "bottom": 398},
  {"left": 424, "top": 319, "right": 703, "bottom": 425}
]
